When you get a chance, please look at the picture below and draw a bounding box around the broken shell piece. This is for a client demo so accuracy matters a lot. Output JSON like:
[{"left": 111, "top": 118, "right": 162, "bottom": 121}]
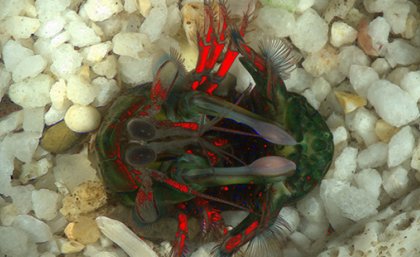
[
  {"left": 375, "top": 119, "right": 399, "bottom": 143},
  {"left": 96, "top": 216, "right": 159, "bottom": 257},
  {"left": 334, "top": 91, "right": 367, "bottom": 114},
  {"left": 64, "top": 216, "right": 100, "bottom": 244}
]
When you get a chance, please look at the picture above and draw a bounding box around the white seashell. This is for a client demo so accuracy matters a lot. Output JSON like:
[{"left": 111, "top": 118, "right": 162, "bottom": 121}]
[{"left": 96, "top": 216, "right": 158, "bottom": 257}]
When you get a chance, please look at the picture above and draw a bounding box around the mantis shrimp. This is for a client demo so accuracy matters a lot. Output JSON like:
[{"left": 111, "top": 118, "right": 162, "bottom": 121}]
[{"left": 95, "top": 1, "right": 334, "bottom": 256}]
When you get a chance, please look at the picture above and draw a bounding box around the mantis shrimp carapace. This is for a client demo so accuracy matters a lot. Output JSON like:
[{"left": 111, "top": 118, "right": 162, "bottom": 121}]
[{"left": 95, "top": 1, "right": 334, "bottom": 256}]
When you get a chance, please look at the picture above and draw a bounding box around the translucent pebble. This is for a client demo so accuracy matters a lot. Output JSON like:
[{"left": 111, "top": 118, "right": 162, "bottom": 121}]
[
  {"left": 388, "top": 126, "right": 415, "bottom": 168},
  {"left": 256, "top": 6, "right": 296, "bottom": 38},
  {"left": 332, "top": 126, "right": 348, "bottom": 146},
  {"left": 3, "top": 16, "right": 41, "bottom": 39},
  {"left": 83, "top": 42, "right": 112, "bottom": 63},
  {"left": 383, "top": 166, "right": 409, "bottom": 198},
  {"left": 290, "top": 8, "right": 328, "bottom": 53},
  {"left": 370, "top": 58, "right": 391, "bottom": 76},
  {"left": 354, "top": 169, "right": 382, "bottom": 199},
  {"left": 297, "top": 194, "right": 326, "bottom": 223},
  {"left": 20, "top": 158, "right": 51, "bottom": 184},
  {"left": 368, "top": 17, "right": 390, "bottom": 54},
  {"left": 36, "top": 16, "right": 66, "bottom": 38},
  {"left": 0, "top": 65, "right": 11, "bottom": 100},
  {"left": 0, "top": 110, "right": 23, "bottom": 137},
  {"left": 67, "top": 21, "right": 101, "bottom": 47},
  {"left": 50, "top": 44, "right": 83, "bottom": 78},
  {"left": 350, "top": 107, "right": 378, "bottom": 146},
  {"left": 0, "top": 226, "right": 30, "bottom": 256},
  {"left": 367, "top": 80, "right": 419, "bottom": 127},
  {"left": 302, "top": 45, "right": 338, "bottom": 77},
  {"left": 112, "top": 32, "right": 148, "bottom": 59},
  {"left": 23, "top": 107, "right": 45, "bottom": 135},
  {"left": 44, "top": 107, "right": 67, "bottom": 126},
  {"left": 12, "top": 214, "right": 53, "bottom": 243},
  {"left": 0, "top": 0, "right": 26, "bottom": 20},
  {"left": 412, "top": 142, "right": 420, "bottom": 171},
  {"left": 50, "top": 79, "right": 71, "bottom": 110},
  {"left": 64, "top": 104, "right": 101, "bottom": 133},
  {"left": 9, "top": 185, "right": 35, "bottom": 214},
  {"left": 2, "top": 40, "right": 34, "bottom": 72},
  {"left": 385, "top": 39, "right": 420, "bottom": 67},
  {"left": 335, "top": 185, "right": 379, "bottom": 221},
  {"left": 284, "top": 68, "right": 313, "bottom": 92},
  {"left": 383, "top": 2, "right": 410, "bottom": 34},
  {"left": 66, "top": 75, "right": 98, "bottom": 105},
  {"left": 32, "top": 189, "right": 60, "bottom": 221},
  {"left": 8, "top": 74, "right": 53, "bottom": 108},
  {"left": 400, "top": 71, "right": 420, "bottom": 103},
  {"left": 349, "top": 65, "right": 379, "bottom": 98},
  {"left": 363, "top": 0, "right": 393, "bottom": 13},
  {"left": 357, "top": 142, "right": 388, "bottom": 169},
  {"left": 12, "top": 55, "right": 47, "bottom": 82},
  {"left": 163, "top": 4, "right": 182, "bottom": 37},
  {"left": 83, "top": 0, "right": 123, "bottom": 22},
  {"left": 330, "top": 21, "right": 357, "bottom": 48},
  {"left": 140, "top": 4, "right": 168, "bottom": 42},
  {"left": 0, "top": 204, "right": 19, "bottom": 226},
  {"left": 118, "top": 55, "right": 153, "bottom": 84}
]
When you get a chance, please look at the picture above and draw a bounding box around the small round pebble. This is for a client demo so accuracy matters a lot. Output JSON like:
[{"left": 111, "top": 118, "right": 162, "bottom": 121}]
[{"left": 64, "top": 104, "right": 101, "bottom": 133}]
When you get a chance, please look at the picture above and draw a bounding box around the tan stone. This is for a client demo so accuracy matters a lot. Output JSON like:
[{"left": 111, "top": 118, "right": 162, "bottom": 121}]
[
  {"left": 64, "top": 216, "right": 101, "bottom": 244},
  {"left": 334, "top": 91, "right": 367, "bottom": 114},
  {"left": 60, "top": 180, "right": 107, "bottom": 221},
  {"left": 60, "top": 239, "right": 85, "bottom": 254},
  {"left": 375, "top": 119, "right": 399, "bottom": 143}
]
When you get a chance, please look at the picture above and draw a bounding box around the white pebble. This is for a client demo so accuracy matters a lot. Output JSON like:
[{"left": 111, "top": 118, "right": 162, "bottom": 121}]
[
  {"left": 354, "top": 169, "right": 382, "bottom": 199},
  {"left": 370, "top": 58, "right": 391, "bottom": 76},
  {"left": 44, "top": 107, "right": 67, "bottom": 126},
  {"left": 92, "top": 77, "right": 120, "bottom": 107},
  {"left": 256, "top": 6, "right": 295, "bottom": 38},
  {"left": 383, "top": 2, "right": 410, "bottom": 34},
  {"left": 83, "top": 0, "right": 123, "bottom": 22},
  {"left": 3, "top": 16, "right": 40, "bottom": 39},
  {"left": 332, "top": 126, "right": 348, "bottom": 146},
  {"left": 382, "top": 166, "right": 409, "bottom": 199},
  {"left": 118, "top": 55, "right": 153, "bottom": 84},
  {"left": 163, "top": 4, "right": 182, "bottom": 37},
  {"left": 368, "top": 17, "right": 390, "bottom": 54},
  {"left": 8, "top": 74, "right": 53, "bottom": 108},
  {"left": 83, "top": 42, "right": 112, "bottom": 63},
  {"left": 20, "top": 158, "right": 52, "bottom": 184},
  {"left": 338, "top": 46, "right": 370, "bottom": 76},
  {"left": 302, "top": 46, "right": 338, "bottom": 77},
  {"left": 0, "top": 110, "right": 23, "bottom": 137},
  {"left": 32, "top": 189, "right": 60, "bottom": 221},
  {"left": 66, "top": 75, "right": 98, "bottom": 105},
  {"left": 36, "top": 16, "right": 66, "bottom": 38},
  {"left": 388, "top": 126, "right": 415, "bottom": 168},
  {"left": 12, "top": 214, "right": 53, "bottom": 243},
  {"left": 65, "top": 104, "right": 101, "bottom": 133},
  {"left": 367, "top": 80, "right": 419, "bottom": 127},
  {"left": 311, "top": 77, "right": 331, "bottom": 102},
  {"left": 140, "top": 4, "right": 168, "bottom": 42},
  {"left": 330, "top": 21, "right": 357, "bottom": 48},
  {"left": 285, "top": 68, "right": 313, "bottom": 92},
  {"left": 279, "top": 207, "right": 300, "bottom": 232},
  {"left": 35, "top": 0, "right": 71, "bottom": 22},
  {"left": 2, "top": 40, "right": 34, "bottom": 72},
  {"left": 53, "top": 150, "right": 99, "bottom": 191},
  {"left": 112, "top": 32, "right": 149, "bottom": 59},
  {"left": 50, "top": 31, "right": 71, "bottom": 48},
  {"left": 333, "top": 147, "right": 358, "bottom": 181},
  {"left": 350, "top": 107, "right": 378, "bottom": 146},
  {"left": 363, "top": 0, "right": 393, "bottom": 13},
  {"left": 0, "top": 226, "right": 31, "bottom": 257},
  {"left": 400, "top": 71, "right": 420, "bottom": 103},
  {"left": 221, "top": 211, "right": 248, "bottom": 227},
  {"left": 349, "top": 65, "right": 379, "bottom": 97},
  {"left": 23, "top": 107, "right": 45, "bottom": 135},
  {"left": 297, "top": 194, "right": 325, "bottom": 223},
  {"left": 12, "top": 55, "right": 47, "bottom": 82},
  {"left": 385, "top": 39, "right": 420, "bottom": 67},
  {"left": 96, "top": 216, "right": 159, "bottom": 257},
  {"left": 67, "top": 21, "right": 101, "bottom": 47},
  {"left": 10, "top": 185, "right": 36, "bottom": 214},
  {"left": 411, "top": 142, "right": 420, "bottom": 171},
  {"left": 290, "top": 8, "right": 328, "bottom": 53},
  {"left": 357, "top": 142, "right": 388, "bottom": 169},
  {"left": 50, "top": 44, "right": 83, "bottom": 78},
  {"left": 289, "top": 231, "right": 311, "bottom": 250}
]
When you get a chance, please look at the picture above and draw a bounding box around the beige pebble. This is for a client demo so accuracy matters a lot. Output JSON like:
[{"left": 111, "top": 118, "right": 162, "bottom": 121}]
[
  {"left": 64, "top": 216, "right": 100, "bottom": 244},
  {"left": 60, "top": 239, "right": 85, "bottom": 254},
  {"left": 334, "top": 91, "right": 367, "bottom": 114}
]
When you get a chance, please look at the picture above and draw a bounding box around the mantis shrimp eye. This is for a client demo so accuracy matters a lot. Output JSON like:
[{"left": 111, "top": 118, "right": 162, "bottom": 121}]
[
  {"left": 127, "top": 119, "right": 156, "bottom": 140},
  {"left": 125, "top": 144, "right": 157, "bottom": 166}
]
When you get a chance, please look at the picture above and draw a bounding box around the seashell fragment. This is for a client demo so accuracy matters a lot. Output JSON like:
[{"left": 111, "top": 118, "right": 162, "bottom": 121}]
[{"left": 96, "top": 216, "right": 159, "bottom": 257}]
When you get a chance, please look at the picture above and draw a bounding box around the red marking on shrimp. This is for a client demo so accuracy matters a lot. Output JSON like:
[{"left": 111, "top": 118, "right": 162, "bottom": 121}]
[
  {"left": 224, "top": 234, "right": 242, "bottom": 252},
  {"left": 172, "top": 122, "right": 199, "bottom": 131},
  {"left": 245, "top": 221, "right": 259, "bottom": 236},
  {"left": 216, "top": 50, "right": 238, "bottom": 78}
]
